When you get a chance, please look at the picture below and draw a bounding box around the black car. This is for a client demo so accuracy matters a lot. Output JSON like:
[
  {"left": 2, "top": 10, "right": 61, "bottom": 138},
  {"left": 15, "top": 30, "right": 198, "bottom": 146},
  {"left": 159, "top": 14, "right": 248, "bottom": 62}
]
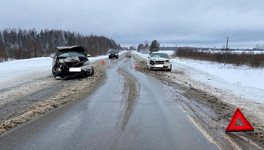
[
  {"left": 125, "top": 51, "right": 132, "bottom": 58},
  {"left": 50, "top": 45, "right": 94, "bottom": 79},
  {"left": 109, "top": 50, "right": 119, "bottom": 59}
]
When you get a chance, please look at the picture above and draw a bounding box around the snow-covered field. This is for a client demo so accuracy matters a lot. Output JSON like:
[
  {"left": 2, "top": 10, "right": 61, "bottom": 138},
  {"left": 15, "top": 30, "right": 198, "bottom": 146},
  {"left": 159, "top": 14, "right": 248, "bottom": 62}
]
[
  {"left": 0, "top": 57, "right": 52, "bottom": 84},
  {"left": 171, "top": 59, "right": 264, "bottom": 103},
  {"left": 0, "top": 50, "right": 128, "bottom": 84},
  {"left": 158, "top": 50, "right": 175, "bottom": 55},
  {"left": 0, "top": 54, "right": 122, "bottom": 85},
  {"left": 133, "top": 51, "right": 264, "bottom": 104},
  {"left": 199, "top": 50, "right": 264, "bottom": 54}
]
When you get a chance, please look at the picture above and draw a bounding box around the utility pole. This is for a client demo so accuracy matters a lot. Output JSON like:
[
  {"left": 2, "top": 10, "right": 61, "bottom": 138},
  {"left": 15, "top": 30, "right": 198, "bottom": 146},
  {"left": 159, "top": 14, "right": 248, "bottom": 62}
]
[
  {"left": 226, "top": 37, "right": 229, "bottom": 50},
  {"left": 224, "top": 37, "right": 229, "bottom": 65}
]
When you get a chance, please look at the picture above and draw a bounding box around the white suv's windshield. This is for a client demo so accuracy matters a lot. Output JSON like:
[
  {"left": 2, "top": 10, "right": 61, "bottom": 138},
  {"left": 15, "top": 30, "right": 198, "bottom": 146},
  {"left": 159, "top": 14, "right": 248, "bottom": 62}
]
[{"left": 151, "top": 53, "right": 169, "bottom": 59}]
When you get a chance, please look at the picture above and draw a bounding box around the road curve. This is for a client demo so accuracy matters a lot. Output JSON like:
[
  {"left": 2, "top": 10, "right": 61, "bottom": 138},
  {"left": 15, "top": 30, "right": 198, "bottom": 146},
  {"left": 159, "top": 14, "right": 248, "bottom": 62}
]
[{"left": 0, "top": 57, "right": 219, "bottom": 150}]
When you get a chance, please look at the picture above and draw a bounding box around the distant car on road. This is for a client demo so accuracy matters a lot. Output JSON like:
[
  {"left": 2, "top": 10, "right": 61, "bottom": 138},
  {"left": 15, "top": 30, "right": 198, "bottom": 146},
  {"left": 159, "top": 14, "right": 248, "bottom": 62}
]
[
  {"left": 147, "top": 52, "right": 172, "bottom": 71},
  {"left": 109, "top": 50, "right": 119, "bottom": 59},
  {"left": 125, "top": 51, "right": 132, "bottom": 58},
  {"left": 50, "top": 45, "right": 94, "bottom": 79}
]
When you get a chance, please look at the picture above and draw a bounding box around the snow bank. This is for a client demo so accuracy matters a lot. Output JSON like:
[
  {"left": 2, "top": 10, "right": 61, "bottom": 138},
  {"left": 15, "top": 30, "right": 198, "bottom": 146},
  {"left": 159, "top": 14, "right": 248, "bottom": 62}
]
[
  {"left": 89, "top": 55, "right": 108, "bottom": 62},
  {"left": 159, "top": 50, "right": 175, "bottom": 55},
  {"left": 172, "top": 59, "right": 264, "bottom": 89},
  {"left": 171, "top": 58, "right": 264, "bottom": 103},
  {"left": 134, "top": 52, "right": 148, "bottom": 59},
  {"left": 133, "top": 51, "right": 264, "bottom": 103},
  {"left": 0, "top": 57, "right": 52, "bottom": 83},
  {"left": 0, "top": 54, "right": 114, "bottom": 84},
  {"left": 200, "top": 50, "right": 264, "bottom": 54}
]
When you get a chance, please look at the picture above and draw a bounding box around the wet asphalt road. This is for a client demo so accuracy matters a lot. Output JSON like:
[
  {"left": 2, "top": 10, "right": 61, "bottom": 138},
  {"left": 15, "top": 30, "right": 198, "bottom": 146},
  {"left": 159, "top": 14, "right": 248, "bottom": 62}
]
[{"left": 0, "top": 57, "right": 219, "bottom": 150}]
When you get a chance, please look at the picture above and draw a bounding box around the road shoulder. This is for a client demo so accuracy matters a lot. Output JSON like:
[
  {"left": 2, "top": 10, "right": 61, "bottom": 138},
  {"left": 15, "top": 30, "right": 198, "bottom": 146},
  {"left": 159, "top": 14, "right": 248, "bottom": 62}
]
[
  {"left": 133, "top": 53, "right": 264, "bottom": 150},
  {"left": 0, "top": 59, "right": 107, "bottom": 135}
]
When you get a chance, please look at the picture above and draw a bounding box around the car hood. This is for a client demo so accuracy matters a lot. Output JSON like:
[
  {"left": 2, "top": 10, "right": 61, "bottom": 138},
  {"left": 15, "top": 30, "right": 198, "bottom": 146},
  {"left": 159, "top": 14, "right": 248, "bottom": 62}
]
[
  {"left": 57, "top": 45, "right": 85, "bottom": 53},
  {"left": 57, "top": 56, "right": 88, "bottom": 67},
  {"left": 150, "top": 57, "right": 169, "bottom": 61},
  {"left": 59, "top": 56, "right": 80, "bottom": 63}
]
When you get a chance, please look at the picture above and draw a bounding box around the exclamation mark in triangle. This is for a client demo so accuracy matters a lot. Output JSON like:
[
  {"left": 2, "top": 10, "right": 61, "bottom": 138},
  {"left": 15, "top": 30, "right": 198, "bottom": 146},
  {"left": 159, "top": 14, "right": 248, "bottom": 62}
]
[{"left": 235, "top": 118, "right": 244, "bottom": 126}]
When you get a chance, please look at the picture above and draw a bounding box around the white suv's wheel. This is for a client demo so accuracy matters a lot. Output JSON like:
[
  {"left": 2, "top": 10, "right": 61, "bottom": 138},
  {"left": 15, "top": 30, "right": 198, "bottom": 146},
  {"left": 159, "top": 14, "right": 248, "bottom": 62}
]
[{"left": 168, "top": 64, "right": 172, "bottom": 71}]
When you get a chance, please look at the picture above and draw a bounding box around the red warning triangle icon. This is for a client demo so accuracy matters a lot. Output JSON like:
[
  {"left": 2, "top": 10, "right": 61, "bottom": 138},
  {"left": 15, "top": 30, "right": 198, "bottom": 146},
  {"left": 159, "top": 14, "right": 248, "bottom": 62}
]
[{"left": 226, "top": 108, "right": 254, "bottom": 132}]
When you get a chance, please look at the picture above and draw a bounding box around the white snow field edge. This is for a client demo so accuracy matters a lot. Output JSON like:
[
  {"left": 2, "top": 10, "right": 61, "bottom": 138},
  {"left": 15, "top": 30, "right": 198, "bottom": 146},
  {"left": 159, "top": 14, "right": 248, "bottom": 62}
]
[
  {"left": 133, "top": 51, "right": 264, "bottom": 104},
  {"left": 0, "top": 50, "right": 127, "bottom": 84}
]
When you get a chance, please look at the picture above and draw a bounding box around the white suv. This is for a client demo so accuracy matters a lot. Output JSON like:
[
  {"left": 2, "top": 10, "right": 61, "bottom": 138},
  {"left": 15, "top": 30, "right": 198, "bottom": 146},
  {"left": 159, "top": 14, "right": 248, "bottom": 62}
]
[{"left": 147, "top": 52, "right": 172, "bottom": 71}]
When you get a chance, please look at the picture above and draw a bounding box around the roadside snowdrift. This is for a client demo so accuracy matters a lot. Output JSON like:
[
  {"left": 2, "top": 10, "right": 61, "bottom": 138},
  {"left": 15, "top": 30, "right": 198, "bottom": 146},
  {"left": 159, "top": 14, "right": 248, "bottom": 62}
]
[
  {"left": 0, "top": 51, "right": 128, "bottom": 134},
  {"left": 133, "top": 51, "right": 264, "bottom": 147},
  {"left": 0, "top": 55, "right": 110, "bottom": 84},
  {"left": 133, "top": 51, "right": 264, "bottom": 103}
]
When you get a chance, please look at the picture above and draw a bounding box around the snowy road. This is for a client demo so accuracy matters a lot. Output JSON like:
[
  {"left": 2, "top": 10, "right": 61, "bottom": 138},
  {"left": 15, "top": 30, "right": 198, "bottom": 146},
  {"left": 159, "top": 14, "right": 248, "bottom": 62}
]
[
  {"left": 0, "top": 56, "right": 221, "bottom": 150},
  {"left": 0, "top": 55, "right": 110, "bottom": 126},
  {"left": 0, "top": 54, "right": 263, "bottom": 149}
]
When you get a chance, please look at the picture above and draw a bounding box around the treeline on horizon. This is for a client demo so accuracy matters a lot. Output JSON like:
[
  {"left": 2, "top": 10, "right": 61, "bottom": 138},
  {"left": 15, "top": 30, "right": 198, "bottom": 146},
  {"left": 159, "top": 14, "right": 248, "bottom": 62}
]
[
  {"left": 175, "top": 47, "right": 264, "bottom": 67},
  {"left": 0, "top": 28, "right": 122, "bottom": 62}
]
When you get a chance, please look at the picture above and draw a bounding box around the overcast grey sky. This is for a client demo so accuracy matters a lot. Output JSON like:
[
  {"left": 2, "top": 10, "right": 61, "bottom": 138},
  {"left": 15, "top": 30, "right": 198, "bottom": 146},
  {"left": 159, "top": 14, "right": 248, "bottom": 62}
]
[{"left": 1, "top": 0, "right": 264, "bottom": 48}]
